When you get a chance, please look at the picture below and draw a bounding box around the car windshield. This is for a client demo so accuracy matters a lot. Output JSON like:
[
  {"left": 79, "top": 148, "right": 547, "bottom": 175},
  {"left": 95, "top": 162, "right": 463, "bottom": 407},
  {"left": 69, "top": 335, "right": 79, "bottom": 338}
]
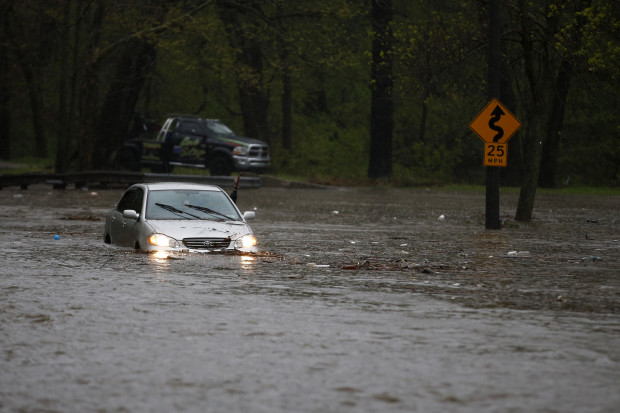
[
  {"left": 145, "top": 189, "right": 242, "bottom": 221},
  {"left": 205, "top": 121, "right": 235, "bottom": 138}
]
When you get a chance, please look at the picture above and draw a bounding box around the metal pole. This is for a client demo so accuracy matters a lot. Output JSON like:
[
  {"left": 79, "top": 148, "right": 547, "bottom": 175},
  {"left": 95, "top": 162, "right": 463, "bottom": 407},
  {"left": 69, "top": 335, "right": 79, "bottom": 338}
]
[{"left": 486, "top": 0, "right": 501, "bottom": 229}]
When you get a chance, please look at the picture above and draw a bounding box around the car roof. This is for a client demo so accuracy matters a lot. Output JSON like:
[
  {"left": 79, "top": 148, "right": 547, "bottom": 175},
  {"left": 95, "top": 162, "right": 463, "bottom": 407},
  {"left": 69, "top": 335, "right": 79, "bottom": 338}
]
[
  {"left": 170, "top": 116, "right": 221, "bottom": 123},
  {"left": 136, "top": 182, "right": 224, "bottom": 192}
]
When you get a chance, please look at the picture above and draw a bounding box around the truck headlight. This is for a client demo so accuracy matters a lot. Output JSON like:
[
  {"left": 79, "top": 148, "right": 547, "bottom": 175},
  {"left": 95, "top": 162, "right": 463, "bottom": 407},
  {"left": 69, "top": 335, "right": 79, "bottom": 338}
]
[{"left": 233, "top": 146, "right": 248, "bottom": 156}]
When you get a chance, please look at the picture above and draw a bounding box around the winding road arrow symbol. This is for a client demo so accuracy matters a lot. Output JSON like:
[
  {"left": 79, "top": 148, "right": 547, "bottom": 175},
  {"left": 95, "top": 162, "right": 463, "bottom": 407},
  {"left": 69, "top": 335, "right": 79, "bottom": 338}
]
[{"left": 489, "top": 105, "right": 505, "bottom": 142}]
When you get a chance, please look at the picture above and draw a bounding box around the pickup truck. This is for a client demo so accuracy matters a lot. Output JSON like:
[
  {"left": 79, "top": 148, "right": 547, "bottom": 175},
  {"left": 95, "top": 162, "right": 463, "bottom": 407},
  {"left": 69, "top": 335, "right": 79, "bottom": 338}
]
[{"left": 118, "top": 115, "right": 270, "bottom": 176}]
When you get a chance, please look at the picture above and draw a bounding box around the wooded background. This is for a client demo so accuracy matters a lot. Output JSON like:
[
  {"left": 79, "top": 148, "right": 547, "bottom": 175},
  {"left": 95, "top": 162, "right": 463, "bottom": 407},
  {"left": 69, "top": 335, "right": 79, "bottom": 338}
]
[{"left": 1, "top": 0, "right": 618, "bottom": 189}]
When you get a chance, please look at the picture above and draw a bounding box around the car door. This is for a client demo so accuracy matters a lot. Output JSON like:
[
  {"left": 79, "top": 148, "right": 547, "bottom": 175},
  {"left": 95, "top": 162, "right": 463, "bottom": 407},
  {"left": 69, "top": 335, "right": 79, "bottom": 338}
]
[{"left": 110, "top": 188, "right": 144, "bottom": 247}]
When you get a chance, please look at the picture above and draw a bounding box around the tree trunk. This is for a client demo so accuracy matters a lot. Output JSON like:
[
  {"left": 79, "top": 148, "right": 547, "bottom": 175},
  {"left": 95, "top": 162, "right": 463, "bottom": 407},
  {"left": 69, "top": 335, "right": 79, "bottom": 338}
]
[
  {"left": 500, "top": 60, "right": 521, "bottom": 187},
  {"left": 20, "top": 62, "right": 47, "bottom": 157},
  {"left": 0, "top": 6, "right": 10, "bottom": 160},
  {"left": 55, "top": 0, "right": 73, "bottom": 173},
  {"left": 92, "top": 39, "right": 157, "bottom": 169},
  {"left": 4, "top": 0, "right": 47, "bottom": 158},
  {"left": 418, "top": 88, "right": 429, "bottom": 144},
  {"left": 216, "top": 0, "right": 270, "bottom": 144},
  {"left": 368, "top": 0, "right": 393, "bottom": 179},
  {"left": 538, "top": 0, "right": 589, "bottom": 188},
  {"left": 539, "top": 59, "right": 571, "bottom": 188},
  {"left": 514, "top": 0, "right": 549, "bottom": 221},
  {"left": 515, "top": 115, "right": 545, "bottom": 221},
  {"left": 70, "top": 0, "right": 104, "bottom": 171},
  {"left": 281, "top": 45, "right": 293, "bottom": 151}
]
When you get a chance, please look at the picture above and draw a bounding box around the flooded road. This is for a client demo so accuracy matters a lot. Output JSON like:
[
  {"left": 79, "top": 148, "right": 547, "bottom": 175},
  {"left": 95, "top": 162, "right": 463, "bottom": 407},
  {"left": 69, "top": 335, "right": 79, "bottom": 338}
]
[{"left": 1, "top": 184, "right": 618, "bottom": 412}]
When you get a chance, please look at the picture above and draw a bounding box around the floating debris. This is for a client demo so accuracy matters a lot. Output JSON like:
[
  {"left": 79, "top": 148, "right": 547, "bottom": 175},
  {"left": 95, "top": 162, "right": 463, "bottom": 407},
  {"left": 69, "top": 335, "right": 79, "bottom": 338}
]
[
  {"left": 306, "top": 262, "right": 330, "bottom": 268},
  {"left": 507, "top": 251, "right": 531, "bottom": 257}
]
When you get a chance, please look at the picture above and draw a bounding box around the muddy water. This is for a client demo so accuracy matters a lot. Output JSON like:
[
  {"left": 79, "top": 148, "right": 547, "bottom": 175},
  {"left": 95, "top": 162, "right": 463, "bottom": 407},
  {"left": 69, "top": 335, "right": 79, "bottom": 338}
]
[{"left": 0, "top": 185, "right": 618, "bottom": 412}]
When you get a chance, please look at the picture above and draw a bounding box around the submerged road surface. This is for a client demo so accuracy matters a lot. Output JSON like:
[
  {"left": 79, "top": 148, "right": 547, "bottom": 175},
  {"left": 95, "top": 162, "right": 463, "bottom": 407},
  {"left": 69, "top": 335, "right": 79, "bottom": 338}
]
[{"left": 0, "top": 184, "right": 618, "bottom": 412}]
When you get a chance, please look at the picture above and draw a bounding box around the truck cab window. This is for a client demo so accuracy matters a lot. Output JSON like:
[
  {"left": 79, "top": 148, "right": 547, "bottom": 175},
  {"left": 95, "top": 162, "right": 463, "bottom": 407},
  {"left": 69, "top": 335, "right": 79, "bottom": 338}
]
[{"left": 178, "top": 122, "right": 200, "bottom": 135}]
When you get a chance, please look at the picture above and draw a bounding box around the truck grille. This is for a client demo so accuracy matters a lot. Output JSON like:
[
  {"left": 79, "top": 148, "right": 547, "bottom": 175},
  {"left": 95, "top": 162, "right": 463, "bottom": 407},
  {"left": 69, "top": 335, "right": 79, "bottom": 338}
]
[
  {"left": 183, "top": 237, "right": 231, "bottom": 250},
  {"left": 248, "top": 145, "right": 269, "bottom": 158}
]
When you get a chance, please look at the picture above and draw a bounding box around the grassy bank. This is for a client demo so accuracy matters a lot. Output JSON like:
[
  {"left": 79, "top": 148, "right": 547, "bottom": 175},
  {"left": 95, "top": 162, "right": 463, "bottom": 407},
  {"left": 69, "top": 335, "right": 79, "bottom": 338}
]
[{"left": 1, "top": 157, "right": 618, "bottom": 195}]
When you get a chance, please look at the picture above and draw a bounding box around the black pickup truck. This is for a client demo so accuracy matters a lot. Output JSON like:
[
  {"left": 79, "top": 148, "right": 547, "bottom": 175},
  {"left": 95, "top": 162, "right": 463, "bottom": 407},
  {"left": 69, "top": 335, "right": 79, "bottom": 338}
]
[{"left": 118, "top": 115, "right": 270, "bottom": 176}]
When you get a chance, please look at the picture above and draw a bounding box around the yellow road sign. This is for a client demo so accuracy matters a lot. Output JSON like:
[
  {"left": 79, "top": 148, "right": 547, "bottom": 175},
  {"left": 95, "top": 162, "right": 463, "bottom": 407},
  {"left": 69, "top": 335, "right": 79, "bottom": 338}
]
[
  {"left": 470, "top": 98, "right": 521, "bottom": 144},
  {"left": 484, "top": 143, "right": 507, "bottom": 167}
]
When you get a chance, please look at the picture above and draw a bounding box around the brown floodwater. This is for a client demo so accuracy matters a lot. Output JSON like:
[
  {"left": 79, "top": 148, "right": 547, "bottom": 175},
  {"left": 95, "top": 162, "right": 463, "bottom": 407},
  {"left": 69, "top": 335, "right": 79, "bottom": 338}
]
[{"left": 0, "top": 183, "right": 618, "bottom": 412}]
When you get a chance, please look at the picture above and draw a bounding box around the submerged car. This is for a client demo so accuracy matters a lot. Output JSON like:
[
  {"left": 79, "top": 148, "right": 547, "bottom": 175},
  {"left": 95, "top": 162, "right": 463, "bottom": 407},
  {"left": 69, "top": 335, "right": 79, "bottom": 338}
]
[{"left": 104, "top": 182, "right": 258, "bottom": 253}]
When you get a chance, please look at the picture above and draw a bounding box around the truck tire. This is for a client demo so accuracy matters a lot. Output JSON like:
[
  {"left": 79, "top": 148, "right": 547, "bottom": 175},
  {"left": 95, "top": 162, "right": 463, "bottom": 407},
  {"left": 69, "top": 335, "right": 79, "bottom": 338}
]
[
  {"left": 118, "top": 148, "right": 140, "bottom": 171},
  {"left": 209, "top": 155, "right": 233, "bottom": 176}
]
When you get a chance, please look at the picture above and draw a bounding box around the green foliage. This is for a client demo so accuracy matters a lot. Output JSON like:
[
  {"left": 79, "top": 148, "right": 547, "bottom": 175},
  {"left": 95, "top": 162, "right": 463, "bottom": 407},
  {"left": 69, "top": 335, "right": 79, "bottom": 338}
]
[
  {"left": 273, "top": 113, "right": 368, "bottom": 180},
  {"left": 576, "top": 0, "right": 620, "bottom": 80},
  {"left": 559, "top": 98, "right": 619, "bottom": 186},
  {"left": 1, "top": 0, "right": 618, "bottom": 187}
]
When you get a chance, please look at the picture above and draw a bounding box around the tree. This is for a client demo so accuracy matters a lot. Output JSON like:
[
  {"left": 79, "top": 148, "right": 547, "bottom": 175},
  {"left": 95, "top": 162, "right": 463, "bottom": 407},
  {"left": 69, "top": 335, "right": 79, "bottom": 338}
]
[
  {"left": 514, "top": 0, "right": 553, "bottom": 221},
  {"left": 539, "top": 0, "right": 591, "bottom": 188},
  {"left": 92, "top": 39, "right": 157, "bottom": 169},
  {"left": 368, "top": 0, "right": 394, "bottom": 179},
  {"left": 1, "top": 0, "right": 617, "bottom": 187},
  {"left": 3, "top": 0, "right": 52, "bottom": 158},
  {"left": 512, "top": 0, "right": 607, "bottom": 219},
  {"left": 215, "top": 0, "right": 270, "bottom": 144},
  {"left": 0, "top": 0, "right": 11, "bottom": 160},
  {"left": 390, "top": 0, "right": 483, "bottom": 182},
  {"left": 54, "top": 0, "right": 192, "bottom": 171}
]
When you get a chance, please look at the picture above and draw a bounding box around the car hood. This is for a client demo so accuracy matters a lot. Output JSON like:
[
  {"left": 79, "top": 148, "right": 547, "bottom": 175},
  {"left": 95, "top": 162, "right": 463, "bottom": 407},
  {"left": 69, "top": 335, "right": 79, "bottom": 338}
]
[{"left": 147, "top": 219, "right": 251, "bottom": 240}]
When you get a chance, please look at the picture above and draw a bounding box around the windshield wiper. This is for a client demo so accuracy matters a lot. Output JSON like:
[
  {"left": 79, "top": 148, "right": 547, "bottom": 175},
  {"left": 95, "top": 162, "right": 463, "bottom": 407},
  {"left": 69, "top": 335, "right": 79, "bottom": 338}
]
[
  {"left": 186, "top": 204, "right": 236, "bottom": 221},
  {"left": 155, "top": 203, "right": 202, "bottom": 219}
]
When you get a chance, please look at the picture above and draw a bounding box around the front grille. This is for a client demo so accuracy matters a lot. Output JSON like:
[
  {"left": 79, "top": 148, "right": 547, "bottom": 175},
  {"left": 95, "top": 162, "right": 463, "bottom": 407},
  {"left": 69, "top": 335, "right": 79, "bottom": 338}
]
[
  {"left": 183, "top": 237, "right": 231, "bottom": 250},
  {"left": 248, "top": 145, "right": 269, "bottom": 158}
]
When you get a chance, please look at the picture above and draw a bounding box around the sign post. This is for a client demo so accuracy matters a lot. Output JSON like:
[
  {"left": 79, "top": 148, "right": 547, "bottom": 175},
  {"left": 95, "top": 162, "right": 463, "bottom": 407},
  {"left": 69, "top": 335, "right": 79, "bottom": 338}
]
[{"left": 469, "top": 98, "right": 521, "bottom": 228}]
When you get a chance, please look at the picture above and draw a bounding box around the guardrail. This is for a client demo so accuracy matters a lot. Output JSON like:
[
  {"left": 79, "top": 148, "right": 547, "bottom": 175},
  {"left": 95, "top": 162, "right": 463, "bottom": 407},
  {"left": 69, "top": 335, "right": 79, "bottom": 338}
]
[{"left": 0, "top": 171, "right": 261, "bottom": 190}]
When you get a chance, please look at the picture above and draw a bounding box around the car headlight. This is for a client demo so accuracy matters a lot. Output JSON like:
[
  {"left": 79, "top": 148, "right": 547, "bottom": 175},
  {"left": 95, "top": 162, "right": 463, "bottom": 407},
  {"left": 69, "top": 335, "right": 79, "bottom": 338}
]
[
  {"left": 233, "top": 146, "right": 248, "bottom": 156},
  {"left": 235, "top": 234, "right": 257, "bottom": 249},
  {"left": 148, "top": 234, "right": 180, "bottom": 248}
]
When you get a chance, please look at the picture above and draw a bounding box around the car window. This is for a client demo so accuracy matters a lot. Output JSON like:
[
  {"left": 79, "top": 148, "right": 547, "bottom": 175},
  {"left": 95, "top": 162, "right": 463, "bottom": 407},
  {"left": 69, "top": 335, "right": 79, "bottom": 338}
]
[
  {"left": 145, "top": 189, "right": 241, "bottom": 221},
  {"left": 117, "top": 190, "right": 134, "bottom": 212},
  {"left": 116, "top": 188, "right": 143, "bottom": 213},
  {"left": 131, "top": 188, "right": 144, "bottom": 213}
]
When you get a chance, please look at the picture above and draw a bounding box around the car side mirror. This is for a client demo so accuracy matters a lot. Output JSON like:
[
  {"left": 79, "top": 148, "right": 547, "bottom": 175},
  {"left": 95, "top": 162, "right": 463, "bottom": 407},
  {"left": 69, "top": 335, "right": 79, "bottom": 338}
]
[
  {"left": 123, "top": 209, "right": 140, "bottom": 220},
  {"left": 243, "top": 211, "right": 256, "bottom": 220}
]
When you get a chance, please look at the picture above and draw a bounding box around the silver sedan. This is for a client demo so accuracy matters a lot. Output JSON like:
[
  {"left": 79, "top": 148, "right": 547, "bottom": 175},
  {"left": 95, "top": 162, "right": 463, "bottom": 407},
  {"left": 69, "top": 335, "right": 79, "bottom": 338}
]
[{"left": 104, "top": 182, "right": 258, "bottom": 253}]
